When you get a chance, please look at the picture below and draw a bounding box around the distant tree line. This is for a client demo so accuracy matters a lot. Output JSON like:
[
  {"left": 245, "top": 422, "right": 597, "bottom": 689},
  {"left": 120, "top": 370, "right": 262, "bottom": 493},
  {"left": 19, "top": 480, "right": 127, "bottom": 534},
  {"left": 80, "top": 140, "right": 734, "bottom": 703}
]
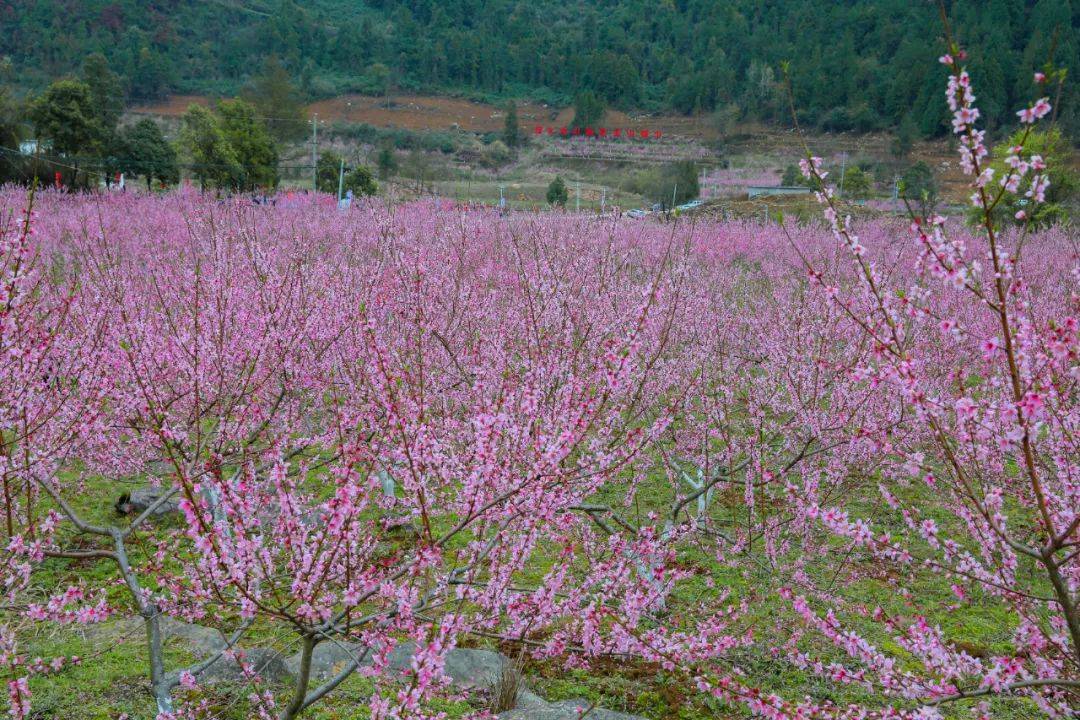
[
  {"left": 0, "top": 53, "right": 384, "bottom": 194},
  {"left": 1, "top": 0, "right": 1076, "bottom": 138},
  {"left": 0, "top": 54, "right": 180, "bottom": 189}
]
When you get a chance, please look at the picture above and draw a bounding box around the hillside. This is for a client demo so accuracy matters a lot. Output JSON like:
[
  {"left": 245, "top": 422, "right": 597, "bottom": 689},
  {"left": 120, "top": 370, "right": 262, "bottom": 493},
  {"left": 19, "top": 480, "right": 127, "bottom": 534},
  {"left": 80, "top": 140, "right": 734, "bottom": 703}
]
[{"left": 2, "top": 0, "right": 1078, "bottom": 137}]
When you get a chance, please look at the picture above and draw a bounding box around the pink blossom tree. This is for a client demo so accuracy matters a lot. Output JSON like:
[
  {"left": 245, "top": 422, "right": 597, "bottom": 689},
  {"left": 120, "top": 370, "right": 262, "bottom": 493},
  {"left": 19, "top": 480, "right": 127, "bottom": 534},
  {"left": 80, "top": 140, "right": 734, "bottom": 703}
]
[
  {"left": 770, "top": 22, "right": 1079, "bottom": 717},
  {"left": 0, "top": 192, "right": 116, "bottom": 719}
]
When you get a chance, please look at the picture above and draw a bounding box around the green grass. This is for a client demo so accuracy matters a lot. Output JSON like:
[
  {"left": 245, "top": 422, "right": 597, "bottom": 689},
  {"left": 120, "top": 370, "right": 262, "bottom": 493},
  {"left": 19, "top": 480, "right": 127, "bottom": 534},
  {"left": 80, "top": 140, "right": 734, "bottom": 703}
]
[{"left": 16, "top": 441, "right": 1050, "bottom": 720}]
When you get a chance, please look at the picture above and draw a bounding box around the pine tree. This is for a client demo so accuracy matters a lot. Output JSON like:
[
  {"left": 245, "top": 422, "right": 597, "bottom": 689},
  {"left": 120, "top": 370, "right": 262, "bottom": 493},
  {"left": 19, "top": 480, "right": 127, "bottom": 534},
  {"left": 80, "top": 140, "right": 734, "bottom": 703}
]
[
  {"left": 218, "top": 99, "right": 280, "bottom": 191},
  {"left": 179, "top": 104, "right": 240, "bottom": 192},
  {"left": 243, "top": 56, "right": 306, "bottom": 143},
  {"left": 120, "top": 119, "right": 178, "bottom": 190},
  {"left": 503, "top": 101, "right": 520, "bottom": 148},
  {"left": 546, "top": 176, "right": 568, "bottom": 206}
]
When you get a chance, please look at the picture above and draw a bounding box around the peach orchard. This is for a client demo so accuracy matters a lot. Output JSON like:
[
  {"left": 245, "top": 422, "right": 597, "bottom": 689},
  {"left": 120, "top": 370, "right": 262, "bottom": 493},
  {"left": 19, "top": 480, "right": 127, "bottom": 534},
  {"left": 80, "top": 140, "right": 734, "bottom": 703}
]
[{"left": 1, "top": 38, "right": 1077, "bottom": 720}]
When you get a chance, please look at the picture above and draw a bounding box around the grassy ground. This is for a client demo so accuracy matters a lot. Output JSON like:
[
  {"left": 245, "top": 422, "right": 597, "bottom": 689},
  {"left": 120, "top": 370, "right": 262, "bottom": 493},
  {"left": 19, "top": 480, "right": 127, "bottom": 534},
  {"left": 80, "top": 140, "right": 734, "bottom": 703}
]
[{"left": 18, "top": 456, "right": 1045, "bottom": 720}]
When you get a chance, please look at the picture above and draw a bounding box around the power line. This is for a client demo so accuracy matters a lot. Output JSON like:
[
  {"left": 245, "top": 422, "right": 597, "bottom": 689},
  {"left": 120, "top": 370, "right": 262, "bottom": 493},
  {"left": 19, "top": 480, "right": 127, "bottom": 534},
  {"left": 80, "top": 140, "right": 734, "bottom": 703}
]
[
  {"left": 73, "top": 98, "right": 317, "bottom": 125},
  {"left": 0, "top": 145, "right": 324, "bottom": 174},
  {"left": 123, "top": 107, "right": 315, "bottom": 123},
  {"left": 0, "top": 145, "right": 109, "bottom": 180}
]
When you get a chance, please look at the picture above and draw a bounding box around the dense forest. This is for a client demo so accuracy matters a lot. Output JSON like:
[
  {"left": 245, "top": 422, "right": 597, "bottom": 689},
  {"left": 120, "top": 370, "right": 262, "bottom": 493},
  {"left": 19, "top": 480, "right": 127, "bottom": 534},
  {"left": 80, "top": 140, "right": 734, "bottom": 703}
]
[{"left": 1, "top": 0, "right": 1078, "bottom": 136}]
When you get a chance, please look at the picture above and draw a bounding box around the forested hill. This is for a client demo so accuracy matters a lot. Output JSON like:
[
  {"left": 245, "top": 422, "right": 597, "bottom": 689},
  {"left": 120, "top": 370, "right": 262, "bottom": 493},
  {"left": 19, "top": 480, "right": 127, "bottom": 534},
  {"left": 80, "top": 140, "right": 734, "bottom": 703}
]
[{"left": 3, "top": 0, "right": 1077, "bottom": 136}]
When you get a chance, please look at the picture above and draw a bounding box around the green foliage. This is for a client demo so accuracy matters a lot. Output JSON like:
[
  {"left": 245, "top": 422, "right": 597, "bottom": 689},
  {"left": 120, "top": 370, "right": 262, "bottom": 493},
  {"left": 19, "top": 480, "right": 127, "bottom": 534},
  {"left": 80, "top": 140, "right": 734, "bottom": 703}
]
[
  {"left": 120, "top": 118, "right": 179, "bottom": 190},
  {"left": 82, "top": 53, "right": 125, "bottom": 134},
  {"left": 344, "top": 165, "right": 378, "bottom": 197},
  {"left": 900, "top": 161, "right": 939, "bottom": 219},
  {"left": 973, "top": 127, "right": 1077, "bottom": 229},
  {"left": 623, "top": 161, "right": 700, "bottom": 207},
  {"left": 890, "top": 114, "right": 917, "bottom": 161},
  {"left": 316, "top": 151, "right": 377, "bottom": 196},
  {"left": 218, "top": 99, "right": 280, "bottom": 190},
  {"left": 369, "top": 63, "right": 392, "bottom": 107},
  {"left": 401, "top": 148, "right": 424, "bottom": 188},
  {"left": 316, "top": 150, "right": 346, "bottom": 193},
  {"left": 502, "top": 101, "right": 520, "bottom": 148},
  {"left": 480, "top": 139, "right": 510, "bottom": 168},
  {"left": 242, "top": 55, "right": 307, "bottom": 143},
  {"left": 0, "top": 62, "right": 24, "bottom": 183},
  {"left": 376, "top": 143, "right": 398, "bottom": 180},
  {"left": 710, "top": 102, "right": 741, "bottom": 139},
  {"left": 841, "top": 166, "right": 872, "bottom": 199},
  {"left": 179, "top": 104, "right": 241, "bottom": 191},
  {"left": 1, "top": 1, "right": 1078, "bottom": 138},
  {"left": 30, "top": 79, "right": 100, "bottom": 159},
  {"left": 546, "top": 175, "right": 568, "bottom": 206},
  {"left": 571, "top": 91, "right": 605, "bottom": 131},
  {"left": 128, "top": 46, "right": 173, "bottom": 101},
  {"left": 781, "top": 164, "right": 801, "bottom": 187}
]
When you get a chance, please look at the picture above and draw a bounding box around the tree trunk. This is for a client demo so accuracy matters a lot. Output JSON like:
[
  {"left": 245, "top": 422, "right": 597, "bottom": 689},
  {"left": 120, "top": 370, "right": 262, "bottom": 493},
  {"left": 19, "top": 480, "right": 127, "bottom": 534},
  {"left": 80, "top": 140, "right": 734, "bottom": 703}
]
[{"left": 280, "top": 634, "right": 317, "bottom": 720}]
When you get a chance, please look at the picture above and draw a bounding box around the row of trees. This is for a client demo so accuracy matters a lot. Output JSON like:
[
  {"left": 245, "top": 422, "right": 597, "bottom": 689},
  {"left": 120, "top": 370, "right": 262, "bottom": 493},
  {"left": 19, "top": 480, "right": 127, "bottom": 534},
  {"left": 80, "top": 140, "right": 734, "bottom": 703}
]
[
  {"left": 3, "top": 0, "right": 1075, "bottom": 137},
  {"left": 777, "top": 125, "right": 1076, "bottom": 226},
  {"left": 0, "top": 54, "right": 178, "bottom": 189},
  {"left": 0, "top": 54, "right": 333, "bottom": 193}
]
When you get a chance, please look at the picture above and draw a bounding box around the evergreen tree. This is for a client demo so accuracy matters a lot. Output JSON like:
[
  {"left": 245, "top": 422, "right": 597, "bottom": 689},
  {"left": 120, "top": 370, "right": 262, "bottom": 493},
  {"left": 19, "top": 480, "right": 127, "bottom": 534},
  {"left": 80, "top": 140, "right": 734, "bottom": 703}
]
[
  {"left": 376, "top": 143, "right": 397, "bottom": 180},
  {"left": 120, "top": 118, "right": 178, "bottom": 190},
  {"left": 571, "top": 91, "right": 604, "bottom": 131},
  {"left": 503, "top": 101, "right": 520, "bottom": 148},
  {"left": 179, "top": 104, "right": 240, "bottom": 192},
  {"left": 0, "top": 61, "right": 24, "bottom": 183},
  {"left": 218, "top": 99, "right": 279, "bottom": 191},
  {"left": 546, "top": 175, "right": 568, "bottom": 206},
  {"left": 128, "top": 46, "right": 172, "bottom": 101},
  {"left": 243, "top": 56, "right": 306, "bottom": 143},
  {"left": 1, "top": 0, "right": 1077, "bottom": 138},
  {"left": 82, "top": 53, "right": 125, "bottom": 134},
  {"left": 30, "top": 79, "right": 100, "bottom": 183},
  {"left": 891, "top": 114, "right": 917, "bottom": 161}
]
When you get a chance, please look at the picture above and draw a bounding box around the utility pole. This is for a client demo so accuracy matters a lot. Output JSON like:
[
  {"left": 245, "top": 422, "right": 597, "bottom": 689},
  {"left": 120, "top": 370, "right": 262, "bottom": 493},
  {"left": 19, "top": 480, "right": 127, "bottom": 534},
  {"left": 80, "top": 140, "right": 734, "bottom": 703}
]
[
  {"left": 337, "top": 157, "right": 345, "bottom": 201},
  {"left": 601, "top": 187, "right": 606, "bottom": 214},
  {"left": 838, "top": 151, "right": 848, "bottom": 198},
  {"left": 576, "top": 183, "right": 581, "bottom": 212},
  {"left": 672, "top": 183, "right": 677, "bottom": 214},
  {"left": 311, "top": 113, "right": 318, "bottom": 191}
]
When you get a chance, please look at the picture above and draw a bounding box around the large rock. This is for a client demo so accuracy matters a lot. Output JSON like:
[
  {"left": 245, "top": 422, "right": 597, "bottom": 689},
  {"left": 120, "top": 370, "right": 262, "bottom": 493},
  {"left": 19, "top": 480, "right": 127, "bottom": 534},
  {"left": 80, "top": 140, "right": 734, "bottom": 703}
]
[
  {"left": 284, "top": 640, "right": 372, "bottom": 680},
  {"left": 548, "top": 700, "right": 647, "bottom": 720},
  {"left": 85, "top": 615, "right": 225, "bottom": 658},
  {"left": 115, "top": 486, "right": 181, "bottom": 517},
  {"left": 177, "top": 647, "right": 294, "bottom": 686},
  {"left": 444, "top": 647, "right": 510, "bottom": 689},
  {"left": 499, "top": 699, "right": 646, "bottom": 720},
  {"left": 159, "top": 617, "right": 227, "bottom": 658},
  {"left": 286, "top": 640, "right": 507, "bottom": 689},
  {"left": 513, "top": 689, "right": 552, "bottom": 712}
]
